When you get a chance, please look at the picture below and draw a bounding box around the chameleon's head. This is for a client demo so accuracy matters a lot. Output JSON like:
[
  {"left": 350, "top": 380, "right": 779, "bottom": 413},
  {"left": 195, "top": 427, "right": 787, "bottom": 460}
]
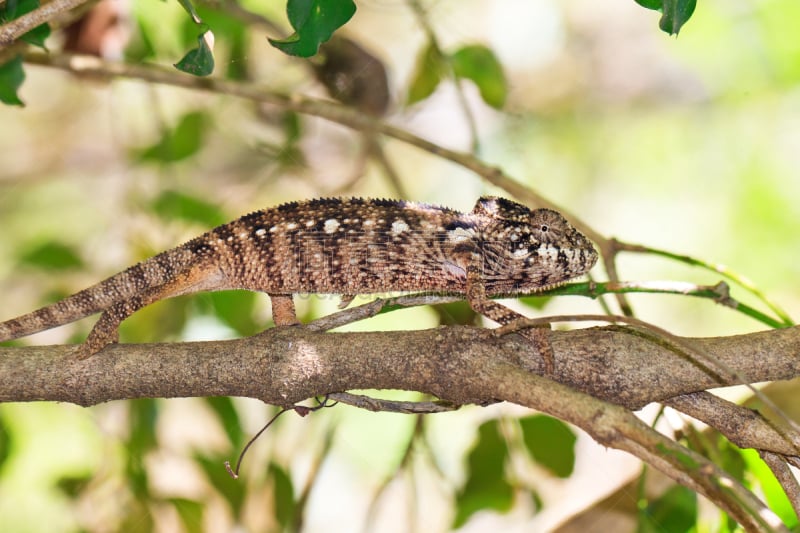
[{"left": 472, "top": 196, "right": 598, "bottom": 295}]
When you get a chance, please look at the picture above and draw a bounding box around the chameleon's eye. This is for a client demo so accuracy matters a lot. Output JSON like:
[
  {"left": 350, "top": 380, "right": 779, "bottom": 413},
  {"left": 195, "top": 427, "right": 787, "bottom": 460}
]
[{"left": 530, "top": 209, "right": 567, "bottom": 243}]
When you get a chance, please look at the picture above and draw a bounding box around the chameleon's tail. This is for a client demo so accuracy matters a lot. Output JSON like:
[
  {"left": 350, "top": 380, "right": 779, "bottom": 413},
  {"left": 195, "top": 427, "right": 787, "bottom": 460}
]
[{"left": 0, "top": 246, "right": 195, "bottom": 343}]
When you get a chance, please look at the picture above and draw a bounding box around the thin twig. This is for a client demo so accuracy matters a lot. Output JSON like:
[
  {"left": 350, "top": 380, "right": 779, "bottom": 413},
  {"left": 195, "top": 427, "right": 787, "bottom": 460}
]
[
  {"left": 0, "top": 0, "right": 89, "bottom": 46},
  {"left": 329, "top": 392, "right": 461, "bottom": 414},
  {"left": 407, "top": 0, "right": 480, "bottom": 152},
  {"left": 614, "top": 240, "right": 794, "bottom": 326},
  {"left": 496, "top": 313, "right": 800, "bottom": 445},
  {"left": 760, "top": 451, "right": 800, "bottom": 522},
  {"left": 20, "top": 52, "right": 594, "bottom": 237},
  {"left": 492, "top": 361, "right": 787, "bottom": 532},
  {"left": 666, "top": 392, "right": 800, "bottom": 456}
]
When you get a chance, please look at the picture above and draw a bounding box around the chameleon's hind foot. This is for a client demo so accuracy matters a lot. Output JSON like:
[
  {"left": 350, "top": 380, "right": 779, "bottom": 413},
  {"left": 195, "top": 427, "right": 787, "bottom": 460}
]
[
  {"left": 270, "top": 295, "right": 300, "bottom": 326},
  {"left": 75, "top": 314, "right": 120, "bottom": 359}
]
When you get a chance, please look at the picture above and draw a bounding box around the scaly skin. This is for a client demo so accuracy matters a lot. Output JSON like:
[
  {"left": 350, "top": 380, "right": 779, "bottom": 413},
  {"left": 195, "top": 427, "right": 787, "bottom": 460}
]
[{"left": 0, "top": 197, "right": 597, "bottom": 366}]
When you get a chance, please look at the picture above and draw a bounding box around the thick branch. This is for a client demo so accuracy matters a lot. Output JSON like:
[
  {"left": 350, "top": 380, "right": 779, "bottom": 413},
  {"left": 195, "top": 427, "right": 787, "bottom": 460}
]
[{"left": 1, "top": 325, "right": 798, "bottom": 409}]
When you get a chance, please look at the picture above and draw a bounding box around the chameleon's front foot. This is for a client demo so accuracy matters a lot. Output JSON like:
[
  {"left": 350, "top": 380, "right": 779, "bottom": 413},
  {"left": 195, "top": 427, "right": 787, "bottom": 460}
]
[
  {"left": 75, "top": 313, "right": 120, "bottom": 359},
  {"left": 519, "top": 326, "right": 554, "bottom": 375},
  {"left": 496, "top": 318, "right": 555, "bottom": 375}
]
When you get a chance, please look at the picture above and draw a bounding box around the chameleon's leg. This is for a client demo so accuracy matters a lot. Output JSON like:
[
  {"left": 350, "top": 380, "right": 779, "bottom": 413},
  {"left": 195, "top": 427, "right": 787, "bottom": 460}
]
[
  {"left": 338, "top": 294, "right": 356, "bottom": 309},
  {"left": 465, "top": 266, "right": 555, "bottom": 374},
  {"left": 270, "top": 295, "right": 300, "bottom": 326},
  {"left": 77, "top": 262, "right": 224, "bottom": 359}
]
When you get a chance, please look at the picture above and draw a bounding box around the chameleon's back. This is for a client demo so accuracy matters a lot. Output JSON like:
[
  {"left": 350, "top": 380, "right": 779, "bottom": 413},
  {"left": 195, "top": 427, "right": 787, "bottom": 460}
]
[{"left": 205, "top": 197, "right": 475, "bottom": 296}]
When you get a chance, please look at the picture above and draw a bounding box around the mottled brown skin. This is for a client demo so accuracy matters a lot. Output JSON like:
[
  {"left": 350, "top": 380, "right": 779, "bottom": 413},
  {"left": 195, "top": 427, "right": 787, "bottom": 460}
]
[{"left": 0, "top": 197, "right": 598, "bottom": 368}]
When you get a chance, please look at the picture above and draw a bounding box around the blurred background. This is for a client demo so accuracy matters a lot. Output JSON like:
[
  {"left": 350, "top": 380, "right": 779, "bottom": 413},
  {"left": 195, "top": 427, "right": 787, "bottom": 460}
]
[{"left": 1, "top": 0, "right": 799, "bottom": 531}]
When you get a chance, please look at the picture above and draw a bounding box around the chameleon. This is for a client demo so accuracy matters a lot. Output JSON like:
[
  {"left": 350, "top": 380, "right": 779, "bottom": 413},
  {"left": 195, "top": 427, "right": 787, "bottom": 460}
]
[{"left": 0, "top": 197, "right": 597, "bottom": 369}]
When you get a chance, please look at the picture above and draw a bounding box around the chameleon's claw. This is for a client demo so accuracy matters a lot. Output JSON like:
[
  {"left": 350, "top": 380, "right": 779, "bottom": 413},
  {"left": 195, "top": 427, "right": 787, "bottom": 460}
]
[{"left": 74, "top": 338, "right": 116, "bottom": 360}]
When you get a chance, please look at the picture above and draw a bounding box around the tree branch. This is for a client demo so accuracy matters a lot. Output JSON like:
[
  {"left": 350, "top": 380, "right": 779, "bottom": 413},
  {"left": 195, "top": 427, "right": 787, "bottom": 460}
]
[
  {"left": 0, "top": 0, "right": 90, "bottom": 47},
  {"left": 3, "top": 324, "right": 798, "bottom": 530},
  {"left": 3, "top": 325, "right": 799, "bottom": 409},
  {"left": 20, "top": 52, "right": 601, "bottom": 240}
]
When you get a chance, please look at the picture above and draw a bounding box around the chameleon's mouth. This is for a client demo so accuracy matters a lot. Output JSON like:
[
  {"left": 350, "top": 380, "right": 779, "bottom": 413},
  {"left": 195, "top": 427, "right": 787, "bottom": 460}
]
[{"left": 495, "top": 279, "right": 570, "bottom": 298}]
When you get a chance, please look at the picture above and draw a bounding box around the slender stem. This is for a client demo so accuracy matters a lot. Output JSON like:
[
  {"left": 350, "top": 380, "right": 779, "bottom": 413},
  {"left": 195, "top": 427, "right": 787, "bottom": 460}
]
[
  {"left": 407, "top": 0, "right": 480, "bottom": 152},
  {"left": 616, "top": 242, "right": 794, "bottom": 326},
  {"left": 0, "top": 0, "right": 89, "bottom": 46}
]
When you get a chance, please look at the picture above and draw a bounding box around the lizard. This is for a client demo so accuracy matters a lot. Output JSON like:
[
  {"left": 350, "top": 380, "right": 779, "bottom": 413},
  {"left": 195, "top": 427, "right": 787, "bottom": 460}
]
[{"left": 0, "top": 197, "right": 598, "bottom": 371}]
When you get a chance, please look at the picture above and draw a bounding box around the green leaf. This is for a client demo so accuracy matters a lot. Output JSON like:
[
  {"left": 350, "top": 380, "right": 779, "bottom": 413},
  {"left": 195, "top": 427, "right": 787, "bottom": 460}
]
[
  {"left": 659, "top": 0, "right": 696, "bottom": 35},
  {"left": 269, "top": 0, "right": 356, "bottom": 58},
  {"left": 208, "top": 291, "right": 259, "bottom": 336},
  {"left": 169, "top": 498, "right": 205, "bottom": 533},
  {"left": 519, "top": 415, "right": 576, "bottom": 478},
  {"left": 453, "top": 420, "right": 513, "bottom": 528},
  {"left": 19, "top": 241, "right": 84, "bottom": 271},
  {"left": 633, "top": 0, "right": 696, "bottom": 35},
  {"left": 139, "top": 111, "right": 208, "bottom": 163},
  {"left": 406, "top": 42, "right": 445, "bottom": 105},
  {"left": 127, "top": 399, "right": 159, "bottom": 456},
  {"left": 0, "top": 413, "right": 11, "bottom": 474},
  {"left": 204, "top": 397, "right": 243, "bottom": 449},
  {"left": 634, "top": 0, "right": 662, "bottom": 9},
  {"left": 126, "top": 399, "right": 159, "bottom": 499},
  {"left": 174, "top": 31, "right": 215, "bottom": 76},
  {"left": 119, "top": 296, "right": 190, "bottom": 344},
  {"left": 269, "top": 463, "right": 295, "bottom": 529},
  {"left": 519, "top": 295, "right": 553, "bottom": 311},
  {"left": 741, "top": 448, "right": 798, "bottom": 528},
  {"left": 451, "top": 44, "right": 507, "bottom": 109},
  {"left": 1, "top": 0, "right": 50, "bottom": 49},
  {"left": 151, "top": 189, "right": 227, "bottom": 227},
  {"left": 55, "top": 473, "right": 93, "bottom": 499},
  {"left": 179, "top": 5, "right": 248, "bottom": 80},
  {"left": 638, "top": 485, "right": 697, "bottom": 533},
  {"left": 713, "top": 435, "right": 748, "bottom": 485},
  {"left": 0, "top": 55, "right": 25, "bottom": 106},
  {"left": 434, "top": 301, "right": 477, "bottom": 326},
  {"left": 125, "top": 19, "right": 158, "bottom": 62},
  {"left": 119, "top": 500, "right": 155, "bottom": 533},
  {"left": 176, "top": 0, "right": 202, "bottom": 24}
]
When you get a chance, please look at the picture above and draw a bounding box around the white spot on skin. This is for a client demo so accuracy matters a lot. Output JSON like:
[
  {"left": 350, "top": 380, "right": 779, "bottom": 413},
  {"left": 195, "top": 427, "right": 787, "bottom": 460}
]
[
  {"left": 391, "top": 219, "right": 409, "bottom": 235},
  {"left": 448, "top": 227, "right": 475, "bottom": 242},
  {"left": 363, "top": 219, "right": 375, "bottom": 227},
  {"left": 286, "top": 222, "right": 298, "bottom": 230},
  {"left": 305, "top": 220, "right": 315, "bottom": 228},
  {"left": 255, "top": 228, "right": 267, "bottom": 237},
  {"left": 269, "top": 226, "right": 279, "bottom": 233},
  {"left": 513, "top": 248, "right": 529, "bottom": 257},
  {"left": 227, "top": 236, "right": 234, "bottom": 242},
  {"left": 239, "top": 232, "right": 248, "bottom": 239},
  {"left": 324, "top": 219, "right": 340, "bottom": 234},
  {"left": 443, "top": 261, "right": 467, "bottom": 279},
  {"left": 539, "top": 247, "right": 558, "bottom": 262}
]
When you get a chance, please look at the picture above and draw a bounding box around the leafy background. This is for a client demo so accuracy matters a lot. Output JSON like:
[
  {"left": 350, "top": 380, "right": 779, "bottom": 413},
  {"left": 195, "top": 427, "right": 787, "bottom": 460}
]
[{"left": 1, "top": 0, "right": 800, "bottom": 531}]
